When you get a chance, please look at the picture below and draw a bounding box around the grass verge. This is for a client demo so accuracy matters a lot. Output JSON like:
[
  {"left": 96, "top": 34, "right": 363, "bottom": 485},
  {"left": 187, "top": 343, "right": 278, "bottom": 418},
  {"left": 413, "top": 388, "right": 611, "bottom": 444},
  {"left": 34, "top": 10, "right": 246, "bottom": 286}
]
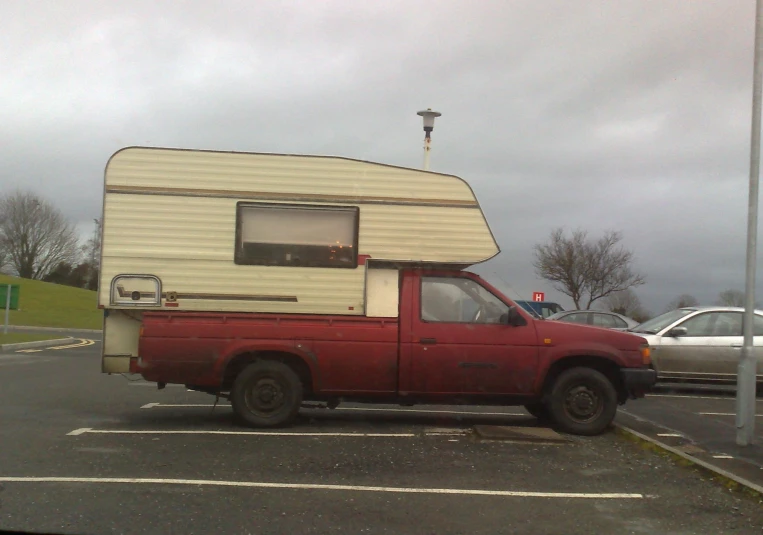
[
  {"left": 0, "top": 333, "right": 62, "bottom": 345},
  {"left": 0, "top": 275, "right": 101, "bottom": 330}
]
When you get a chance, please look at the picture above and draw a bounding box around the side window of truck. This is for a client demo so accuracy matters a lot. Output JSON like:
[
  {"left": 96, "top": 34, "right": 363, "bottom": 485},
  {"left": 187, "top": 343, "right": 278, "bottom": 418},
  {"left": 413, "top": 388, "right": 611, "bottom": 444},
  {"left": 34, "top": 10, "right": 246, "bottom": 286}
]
[
  {"left": 235, "top": 202, "right": 359, "bottom": 268},
  {"left": 420, "top": 277, "right": 509, "bottom": 324}
]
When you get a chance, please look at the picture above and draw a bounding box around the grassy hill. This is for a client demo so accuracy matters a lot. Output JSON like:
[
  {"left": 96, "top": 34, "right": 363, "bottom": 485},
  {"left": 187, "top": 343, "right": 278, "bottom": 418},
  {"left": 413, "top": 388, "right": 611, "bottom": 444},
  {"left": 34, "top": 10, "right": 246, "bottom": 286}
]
[{"left": 0, "top": 275, "right": 102, "bottom": 330}]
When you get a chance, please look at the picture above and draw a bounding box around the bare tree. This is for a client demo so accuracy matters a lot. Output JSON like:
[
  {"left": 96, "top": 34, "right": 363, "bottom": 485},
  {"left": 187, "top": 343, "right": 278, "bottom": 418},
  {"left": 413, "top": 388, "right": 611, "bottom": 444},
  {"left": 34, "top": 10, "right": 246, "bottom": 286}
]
[
  {"left": 604, "top": 288, "right": 642, "bottom": 316},
  {"left": 716, "top": 289, "right": 744, "bottom": 307},
  {"left": 0, "top": 191, "right": 79, "bottom": 279},
  {"left": 533, "top": 228, "right": 645, "bottom": 309},
  {"left": 715, "top": 289, "right": 759, "bottom": 308},
  {"left": 80, "top": 218, "right": 101, "bottom": 289},
  {"left": 664, "top": 294, "right": 699, "bottom": 312}
]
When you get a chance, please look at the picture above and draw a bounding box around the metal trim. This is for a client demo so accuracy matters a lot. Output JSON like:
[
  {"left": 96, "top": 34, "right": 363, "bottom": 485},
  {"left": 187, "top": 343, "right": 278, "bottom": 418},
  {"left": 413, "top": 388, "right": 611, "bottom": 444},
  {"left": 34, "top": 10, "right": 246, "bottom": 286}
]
[
  {"left": 110, "top": 275, "right": 162, "bottom": 307},
  {"left": 104, "top": 184, "right": 480, "bottom": 209}
]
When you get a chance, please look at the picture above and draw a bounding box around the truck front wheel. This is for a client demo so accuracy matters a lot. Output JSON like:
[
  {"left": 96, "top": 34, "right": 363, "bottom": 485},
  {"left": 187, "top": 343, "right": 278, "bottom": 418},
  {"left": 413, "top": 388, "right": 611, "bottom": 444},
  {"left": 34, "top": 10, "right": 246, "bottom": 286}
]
[
  {"left": 231, "top": 360, "right": 303, "bottom": 428},
  {"left": 547, "top": 367, "right": 617, "bottom": 436}
]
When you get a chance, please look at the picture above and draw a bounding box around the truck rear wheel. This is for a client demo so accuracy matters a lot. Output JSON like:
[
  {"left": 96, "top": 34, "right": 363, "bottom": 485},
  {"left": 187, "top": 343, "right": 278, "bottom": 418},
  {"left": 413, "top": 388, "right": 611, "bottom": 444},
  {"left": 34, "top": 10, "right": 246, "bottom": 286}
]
[
  {"left": 547, "top": 367, "right": 617, "bottom": 436},
  {"left": 231, "top": 360, "right": 303, "bottom": 428}
]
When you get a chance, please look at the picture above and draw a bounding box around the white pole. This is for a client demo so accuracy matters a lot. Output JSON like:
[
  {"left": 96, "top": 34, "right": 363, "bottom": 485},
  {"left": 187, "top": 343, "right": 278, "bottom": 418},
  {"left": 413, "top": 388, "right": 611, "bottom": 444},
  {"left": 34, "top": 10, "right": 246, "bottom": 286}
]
[
  {"left": 4, "top": 284, "right": 11, "bottom": 335},
  {"left": 423, "top": 134, "right": 432, "bottom": 171},
  {"left": 736, "top": 0, "right": 763, "bottom": 447}
]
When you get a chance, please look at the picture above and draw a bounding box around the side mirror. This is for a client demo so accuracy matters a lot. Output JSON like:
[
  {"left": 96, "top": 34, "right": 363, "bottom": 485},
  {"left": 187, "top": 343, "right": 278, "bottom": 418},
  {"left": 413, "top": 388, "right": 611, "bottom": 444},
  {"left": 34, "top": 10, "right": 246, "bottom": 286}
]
[
  {"left": 668, "top": 326, "right": 688, "bottom": 337},
  {"left": 505, "top": 306, "right": 527, "bottom": 327}
]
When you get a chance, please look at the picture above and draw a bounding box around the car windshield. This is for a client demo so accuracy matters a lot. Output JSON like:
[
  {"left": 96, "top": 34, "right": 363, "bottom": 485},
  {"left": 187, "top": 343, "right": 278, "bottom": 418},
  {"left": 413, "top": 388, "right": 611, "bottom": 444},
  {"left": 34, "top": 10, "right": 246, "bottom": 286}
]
[{"left": 632, "top": 308, "right": 697, "bottom": 334}]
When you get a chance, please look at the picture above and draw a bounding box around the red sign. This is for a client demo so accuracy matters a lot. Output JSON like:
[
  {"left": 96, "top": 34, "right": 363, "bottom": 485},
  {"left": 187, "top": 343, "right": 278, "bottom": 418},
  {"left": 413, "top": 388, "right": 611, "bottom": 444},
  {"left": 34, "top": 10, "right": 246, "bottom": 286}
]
[{"left": 532, "top": 292, "right": 545, "bottom": 302}]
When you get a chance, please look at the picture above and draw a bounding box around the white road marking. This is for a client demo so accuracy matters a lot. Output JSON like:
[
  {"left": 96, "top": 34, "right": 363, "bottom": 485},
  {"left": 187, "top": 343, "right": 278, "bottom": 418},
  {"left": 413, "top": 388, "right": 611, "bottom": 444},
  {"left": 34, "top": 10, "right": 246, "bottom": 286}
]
[
  {"left": 424, "top": 427, "right": 470, "bottom": 435},
  {"left": 67, "top": 428, "right": 415, "bottom": 437},
  {"left": 45, "top": 339, "right": 95, "bottom": 350},
  {"left": 334, "top": 407, "right": 527, "bottom": 417},
  {"left": 15, "top": 349, "right": 43, "bottom": 353},
  {"left": 127, "top": 383, "right": 184, "bottom": 387},
  {"left": 656, "top": 433, "right": 682, "bottom": 437},
  {"left": 712, "top": 455, "right": 734, "bottom": 459},
  {"left": 648, "top": 394, "right": 763, "bottom": 402},
  {"left": 698, "top": 412, "right": 763, "bottom": 417},
  {"left": 141, "top": 403, "right": 527, "bottom": 417},
  {"left": 0, "top": 476, "right": 645, "bottom": 499},
  {"left": 141, "top": 403, "right": 226, "bottom": 409}
]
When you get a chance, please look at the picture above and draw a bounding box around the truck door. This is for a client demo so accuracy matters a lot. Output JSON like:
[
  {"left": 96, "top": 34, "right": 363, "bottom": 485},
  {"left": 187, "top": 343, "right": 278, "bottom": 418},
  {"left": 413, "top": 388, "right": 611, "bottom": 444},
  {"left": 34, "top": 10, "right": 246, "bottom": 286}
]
[{"left": 407, "top": 274, "right": 538, "bottom": 395}]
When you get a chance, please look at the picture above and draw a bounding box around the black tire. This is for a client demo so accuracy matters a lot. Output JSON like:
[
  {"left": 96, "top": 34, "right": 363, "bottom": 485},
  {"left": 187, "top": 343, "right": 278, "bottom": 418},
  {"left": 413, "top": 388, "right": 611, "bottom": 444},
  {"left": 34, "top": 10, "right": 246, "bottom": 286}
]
[
  {"left": 547, "top": 367, "right": 618, "bottom": 436},
  {"left": 524, "top": 402, "right": 550, "bottom": 420},
  {"left": 230, "top": 360, "right": 303, "bottom": 428}
]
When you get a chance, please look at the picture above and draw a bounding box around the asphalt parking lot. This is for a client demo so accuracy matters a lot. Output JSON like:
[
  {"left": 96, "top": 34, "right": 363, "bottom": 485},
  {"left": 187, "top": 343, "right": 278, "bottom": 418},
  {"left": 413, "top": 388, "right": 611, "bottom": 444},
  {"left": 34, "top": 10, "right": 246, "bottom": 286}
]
[{"left": 1, "top": 341, "right": 762, "bottom": 535}]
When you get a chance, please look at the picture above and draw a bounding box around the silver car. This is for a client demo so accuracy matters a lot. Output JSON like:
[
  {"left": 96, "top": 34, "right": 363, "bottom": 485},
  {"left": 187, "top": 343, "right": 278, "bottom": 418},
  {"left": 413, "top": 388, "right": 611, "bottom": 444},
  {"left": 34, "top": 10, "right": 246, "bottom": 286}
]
[
  {"left": 546, "top": 310, "right": 639, "bottom": 331},
  {"left": 630, "top": 306, "right": 763, "bottom": 384}
]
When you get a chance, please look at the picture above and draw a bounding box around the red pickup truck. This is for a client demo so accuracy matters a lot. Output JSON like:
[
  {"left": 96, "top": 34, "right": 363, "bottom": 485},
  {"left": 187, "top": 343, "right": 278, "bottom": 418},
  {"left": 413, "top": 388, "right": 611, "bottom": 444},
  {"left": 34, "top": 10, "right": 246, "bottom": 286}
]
[{"left": 131, "top": 268, "right": 656, "bottom": 436}]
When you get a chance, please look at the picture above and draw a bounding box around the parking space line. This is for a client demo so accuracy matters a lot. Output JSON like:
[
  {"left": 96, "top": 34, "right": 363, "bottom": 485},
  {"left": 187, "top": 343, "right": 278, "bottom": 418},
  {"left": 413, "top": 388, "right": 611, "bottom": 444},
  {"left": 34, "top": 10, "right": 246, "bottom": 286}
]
[
  {"left": 647, "top": 394, "right": 763, "bottom": 401},
  {"left": 139, "top": 403, "right": 526, "bottom": 417},
  {"left": 333, "top": 407, "right": 527, "bottom": 417},
  {"left": 67, "top": 428, "right": 415, "bottom": 437},
  {"left": 656, "top": 433, "right": 682, "bottom": 437},
  {"left": 698, "top": 412, "right": 763, "bottom": 417},
  {"left": 15, "top": 349, "right": 43, "bottom": 353},
  {"left": 127, "top": 383, "right": 184, "bottom": 387},
  {"left": 0, "top": 476, "right": 645, "bottom": 499},
  {"left": 712, "top": 455, "right": 734, "bottom": 459},
  {"left": 140, "top": 403, "right": 218, "bottom": 409}
]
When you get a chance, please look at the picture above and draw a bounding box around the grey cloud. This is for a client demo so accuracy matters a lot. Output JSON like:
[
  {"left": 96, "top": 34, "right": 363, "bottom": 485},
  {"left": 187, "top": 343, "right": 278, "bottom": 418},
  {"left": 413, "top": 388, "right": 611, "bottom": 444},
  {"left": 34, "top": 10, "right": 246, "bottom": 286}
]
[{"left": 0, "top": 0, "right": 760, "bottom": 313}]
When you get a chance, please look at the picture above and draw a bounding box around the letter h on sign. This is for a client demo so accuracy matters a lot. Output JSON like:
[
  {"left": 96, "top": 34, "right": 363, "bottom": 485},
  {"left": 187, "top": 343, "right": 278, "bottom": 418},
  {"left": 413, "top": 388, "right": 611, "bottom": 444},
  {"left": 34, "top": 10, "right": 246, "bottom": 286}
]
[{"left": 532, "top": 292, "right": 545, "bottom": 302}]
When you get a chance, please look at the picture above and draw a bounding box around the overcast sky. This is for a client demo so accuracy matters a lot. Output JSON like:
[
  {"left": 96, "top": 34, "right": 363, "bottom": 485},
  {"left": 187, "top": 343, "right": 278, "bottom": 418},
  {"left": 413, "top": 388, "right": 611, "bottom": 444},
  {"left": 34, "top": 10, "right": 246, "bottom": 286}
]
[{"left": 0, "top": 0, "right": 759, "bottom": 314}]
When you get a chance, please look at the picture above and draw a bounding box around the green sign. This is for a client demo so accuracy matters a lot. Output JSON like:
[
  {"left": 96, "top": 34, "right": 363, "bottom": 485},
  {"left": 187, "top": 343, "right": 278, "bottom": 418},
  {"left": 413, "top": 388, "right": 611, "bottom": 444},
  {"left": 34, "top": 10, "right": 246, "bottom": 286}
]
[{"left": 0, "top": 285, "right": 20, "bottom": 310}]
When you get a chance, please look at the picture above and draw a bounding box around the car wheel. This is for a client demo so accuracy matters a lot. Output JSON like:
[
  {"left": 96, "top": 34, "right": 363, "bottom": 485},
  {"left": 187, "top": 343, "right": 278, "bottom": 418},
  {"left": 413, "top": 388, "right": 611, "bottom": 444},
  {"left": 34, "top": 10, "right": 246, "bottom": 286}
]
[
  {"left": 547, "top": 367, "right": 618, "bottom": 436},
  {"left": 231, "top": 360, "right": 303, "bottom": 428}
]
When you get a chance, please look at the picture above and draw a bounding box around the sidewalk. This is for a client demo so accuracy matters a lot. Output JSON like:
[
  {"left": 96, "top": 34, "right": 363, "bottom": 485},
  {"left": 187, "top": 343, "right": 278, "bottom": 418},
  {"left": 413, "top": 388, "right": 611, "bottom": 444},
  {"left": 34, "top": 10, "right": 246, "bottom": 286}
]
[
  {"left": 4, "top": 325, "right": 102, "bottom": 334},
  {"left": 616, "top": 409, "right": 763, "bottom": 496}
]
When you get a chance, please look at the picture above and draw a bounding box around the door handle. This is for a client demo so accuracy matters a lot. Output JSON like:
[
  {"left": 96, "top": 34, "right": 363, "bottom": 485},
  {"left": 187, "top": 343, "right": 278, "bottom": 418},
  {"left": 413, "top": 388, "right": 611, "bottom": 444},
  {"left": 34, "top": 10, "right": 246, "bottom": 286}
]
[
  {"left": 420, "top": 338, "right": 437, "bottom": 345},
  {"left": 731, "top": 344, "right": 743, "bottom": 348}
]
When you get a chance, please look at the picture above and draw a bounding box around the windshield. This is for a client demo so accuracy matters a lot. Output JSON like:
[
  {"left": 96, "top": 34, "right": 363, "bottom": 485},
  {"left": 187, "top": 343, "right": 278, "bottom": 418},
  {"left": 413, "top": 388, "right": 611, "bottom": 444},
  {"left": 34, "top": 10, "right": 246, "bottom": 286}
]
[{"left": 632, "top": 308, "right": 696, "bottom": 334}]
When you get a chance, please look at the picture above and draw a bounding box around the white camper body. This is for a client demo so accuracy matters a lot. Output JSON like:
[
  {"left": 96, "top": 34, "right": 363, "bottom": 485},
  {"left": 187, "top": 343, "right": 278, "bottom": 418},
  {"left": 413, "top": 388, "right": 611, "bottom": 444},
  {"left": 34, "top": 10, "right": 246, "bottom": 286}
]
[{"left": 100, "top": 147, "right": 499, "bottom": 371}]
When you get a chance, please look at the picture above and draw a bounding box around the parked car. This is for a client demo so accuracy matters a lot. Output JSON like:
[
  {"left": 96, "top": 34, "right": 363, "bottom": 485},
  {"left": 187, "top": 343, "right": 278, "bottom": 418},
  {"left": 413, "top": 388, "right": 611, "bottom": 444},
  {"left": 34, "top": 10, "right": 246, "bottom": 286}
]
[
  {"left": 629, "top": 306, "right": 763, "bottom": 384},
  {"left": 515, "top": 300, "right": 564, "bottom": 318},
  {"left": 547, "top": 310, "right": 639, "bottom": 331}
]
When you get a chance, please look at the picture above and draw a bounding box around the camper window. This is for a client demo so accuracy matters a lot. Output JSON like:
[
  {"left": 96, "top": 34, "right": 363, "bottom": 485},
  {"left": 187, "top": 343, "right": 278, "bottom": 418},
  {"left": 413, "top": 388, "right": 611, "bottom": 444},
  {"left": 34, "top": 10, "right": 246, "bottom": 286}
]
[{"left": 235, "top": 203, "right": 359, "bottom": 268}]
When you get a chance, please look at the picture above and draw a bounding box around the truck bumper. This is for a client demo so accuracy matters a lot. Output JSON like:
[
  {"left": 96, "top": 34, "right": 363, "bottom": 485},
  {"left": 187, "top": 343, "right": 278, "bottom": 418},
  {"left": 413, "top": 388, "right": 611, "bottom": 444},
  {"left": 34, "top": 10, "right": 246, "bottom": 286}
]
[{"left": 620, "top": 368, "right": 657, "bottom": 399}]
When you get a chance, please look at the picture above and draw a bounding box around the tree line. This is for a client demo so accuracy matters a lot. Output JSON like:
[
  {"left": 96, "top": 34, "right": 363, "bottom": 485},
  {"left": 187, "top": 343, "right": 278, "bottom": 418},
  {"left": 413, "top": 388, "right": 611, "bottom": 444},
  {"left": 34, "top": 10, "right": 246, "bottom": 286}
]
[
  {"left": 0, "top": 189, "right": 750, "bottom": 311},
  {"left": 0, "top": 190, "right": 100, "bottom": 290},
  {"left": 533, "top": 228, "right": 752, "bottom": 321}
]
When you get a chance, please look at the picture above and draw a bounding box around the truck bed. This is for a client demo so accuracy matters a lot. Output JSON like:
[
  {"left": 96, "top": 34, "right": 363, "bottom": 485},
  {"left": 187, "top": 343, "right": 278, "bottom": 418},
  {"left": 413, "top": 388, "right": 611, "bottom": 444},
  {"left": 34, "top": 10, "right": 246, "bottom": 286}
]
[{"left": 138, "top": 312, "right": 400, "bottom": 393}]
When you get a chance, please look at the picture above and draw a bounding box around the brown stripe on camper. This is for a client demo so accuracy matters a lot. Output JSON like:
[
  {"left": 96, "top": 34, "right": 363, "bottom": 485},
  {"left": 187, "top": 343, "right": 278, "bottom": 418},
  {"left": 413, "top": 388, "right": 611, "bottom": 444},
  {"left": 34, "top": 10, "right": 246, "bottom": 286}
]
[
  {"left": 170, "top": 293, "right": 298, "bottom": 303},
  {"left": 105, "top": 185, "right": 479, "bottom": 208},
  {"left": 115, "top": 286, "right": 296, "bottom": 303}
]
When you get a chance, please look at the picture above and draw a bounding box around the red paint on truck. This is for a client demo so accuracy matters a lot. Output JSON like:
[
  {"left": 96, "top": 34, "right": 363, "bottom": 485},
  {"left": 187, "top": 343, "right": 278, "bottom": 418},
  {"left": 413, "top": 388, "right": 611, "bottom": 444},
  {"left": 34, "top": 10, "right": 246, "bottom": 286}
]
[{"left": 133, "top": 269, "right": 655, "bottom": 435}]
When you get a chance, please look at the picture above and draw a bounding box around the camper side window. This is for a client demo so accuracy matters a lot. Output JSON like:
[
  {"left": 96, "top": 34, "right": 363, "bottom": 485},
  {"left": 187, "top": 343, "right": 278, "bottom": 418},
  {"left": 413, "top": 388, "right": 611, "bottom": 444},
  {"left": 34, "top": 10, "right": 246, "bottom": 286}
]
[{"left": 235, "top": 203, "right": 359, "bottom": 268}]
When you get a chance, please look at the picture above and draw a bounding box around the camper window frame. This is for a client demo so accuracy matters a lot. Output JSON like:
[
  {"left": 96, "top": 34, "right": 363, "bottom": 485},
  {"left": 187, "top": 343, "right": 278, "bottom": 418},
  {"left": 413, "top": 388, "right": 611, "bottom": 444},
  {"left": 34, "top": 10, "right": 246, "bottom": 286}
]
[{"left": 234, "top": 201, "right": 360, "bottom": 269}]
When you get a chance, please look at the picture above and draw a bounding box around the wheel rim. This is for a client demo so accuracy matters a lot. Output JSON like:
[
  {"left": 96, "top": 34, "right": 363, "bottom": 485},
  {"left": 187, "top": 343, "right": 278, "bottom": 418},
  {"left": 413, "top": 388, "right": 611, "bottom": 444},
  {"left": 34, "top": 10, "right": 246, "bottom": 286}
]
[
  {"left": 243, "top": 376, "right": 288, "bottom": 417},
  {"left": 562, "top": 383, "right": 603, "bottom": 424}
]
